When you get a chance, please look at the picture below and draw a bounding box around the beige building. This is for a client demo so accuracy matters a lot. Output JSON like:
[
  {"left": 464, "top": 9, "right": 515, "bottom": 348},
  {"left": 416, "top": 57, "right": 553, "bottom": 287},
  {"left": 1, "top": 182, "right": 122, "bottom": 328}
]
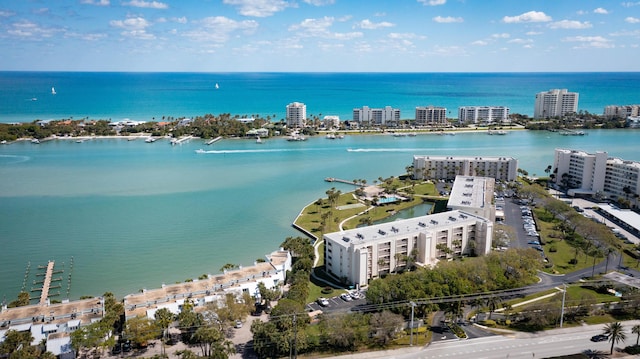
[
  {"left": 415, "top": 106, "right": 447, "bottom": 126},
  {"left": 324, "top": 210, "right": 493, "bottom": 287},
  {"left": 534, "top": 89, "right": 579, "bottom": 119},
  {"left": 448, "top": 176, "right": 496, "bottom": 222},
  {"left": 604, "top": 105, "right": 640, "bottom": 119},
  {"left": 413, "top": 155, "right": 518, "bottom": 182},
  {"left": 458, "top": 106, "right": 510, "bottom": 124},
  {"left": 353, "top": 106, "right": 401, "bottom": 126}
]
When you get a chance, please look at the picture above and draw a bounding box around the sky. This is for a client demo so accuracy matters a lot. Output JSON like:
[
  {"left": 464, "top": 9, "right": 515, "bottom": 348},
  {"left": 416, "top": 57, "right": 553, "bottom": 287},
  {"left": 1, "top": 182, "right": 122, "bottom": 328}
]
[{"left": 0, "top": 0, "right": 639, "bottom": 72}]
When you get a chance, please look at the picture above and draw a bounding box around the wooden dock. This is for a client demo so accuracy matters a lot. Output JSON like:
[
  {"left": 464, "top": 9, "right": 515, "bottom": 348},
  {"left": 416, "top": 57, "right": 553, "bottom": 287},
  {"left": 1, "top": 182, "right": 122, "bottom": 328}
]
[
  {"left": 324, "top": 177, "right": 363, "bottom": 186},
  {"left": 39, "top": 261, "right": 55, "bottom": 305}
]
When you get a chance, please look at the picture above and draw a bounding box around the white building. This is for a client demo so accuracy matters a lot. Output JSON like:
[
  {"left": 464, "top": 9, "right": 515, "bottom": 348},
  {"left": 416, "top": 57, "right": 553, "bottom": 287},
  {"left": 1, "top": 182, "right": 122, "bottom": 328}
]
[
  {"left": 534, "top": 89, "right": 579, "bottom": 119},
  {"left": 353, "top": 106, "right": 400, "bottom": 127},
  {"left": 415, "top": 106, "right": 447, "bottom": 126},
  {"left": 413, "top": 155, "right": 518, "bottom": 182},
  {"left": 553, "top": 149, "right": 640, "bottom": 207},
  {"left": 286, "top": 102, "right": 307, "bottom": 128},
  {"left": 604, "top": 105, "right": 640, "bottom": 119},
  {"left": 458, "top": 106, "right": 510, "bottom": 124},
  {"left": 448, "top": 176, "right": 496, "bottom": 222},
  {"left": 324, "top": 211, "right": 493, "bottom": 287},
  {"left": 323, "top": 115, "right": 341, "bottom": 129}
]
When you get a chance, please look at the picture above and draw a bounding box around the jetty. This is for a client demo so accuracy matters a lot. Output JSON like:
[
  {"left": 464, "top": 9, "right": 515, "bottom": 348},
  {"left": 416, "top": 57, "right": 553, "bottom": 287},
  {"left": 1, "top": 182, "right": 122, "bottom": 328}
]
[
  {"left": 206, "top": 136, "right": 222, "bottom": 145},
  {"left": 38, "top": 261, "right": 55, "bottom": 305},
  {"left": 170, "top": 135, "right": 193, "bottom": 145},
  {"left": 324, "top": 177, "right": 364, "bottom": 187}
]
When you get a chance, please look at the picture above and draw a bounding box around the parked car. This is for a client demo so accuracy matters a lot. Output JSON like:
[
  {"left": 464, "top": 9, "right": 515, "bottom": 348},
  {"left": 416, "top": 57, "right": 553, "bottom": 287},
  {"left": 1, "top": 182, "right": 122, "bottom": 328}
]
[
  {"left": 235, "top": 320, "right": 243, "bottom": 329},
  {"left": 340, "top": 293, "right": 352, "bottom": 302},
  {"left": 349, "top": 291, "right": 361, "bottom": 300},
  {"left": 317, "top": 297, "right": 329, "bottom": 307},
  {"left": 591, "top": 334, "right": 608, "bottom": 342}
]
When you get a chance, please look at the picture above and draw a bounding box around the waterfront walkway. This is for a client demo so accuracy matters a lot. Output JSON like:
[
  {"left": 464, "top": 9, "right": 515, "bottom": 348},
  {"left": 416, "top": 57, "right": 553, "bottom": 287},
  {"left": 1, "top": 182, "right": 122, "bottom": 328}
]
[{"left": 39, "top": 261, "right": 55, "bottom": 305}]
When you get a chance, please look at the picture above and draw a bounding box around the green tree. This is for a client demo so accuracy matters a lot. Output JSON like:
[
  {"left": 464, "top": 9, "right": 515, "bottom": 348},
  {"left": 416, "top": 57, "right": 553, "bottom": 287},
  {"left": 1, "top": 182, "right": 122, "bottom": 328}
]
[
  {"left": 155, "top": 308, "right": 175, "bottom": 356},
  {"left": 369, "top": 311, "right": 404, "bottom": 347},
  {"left": 603, "top": 322, "right": 626, "bottom": 354},
  {"left": 192, "top": 325, "right": 235, "bottom": 358},
  {"left": 70, "top": 320, "right": 113, "bottom": 357},
  {"left": 125, "top": 315, "right": 160, "bottom": 348},
  {"left": 632, "top": 324, "right": 640, "bottom": 346},
  {"left": 0, "top": 330, "right": 33, "bottom": 356}
]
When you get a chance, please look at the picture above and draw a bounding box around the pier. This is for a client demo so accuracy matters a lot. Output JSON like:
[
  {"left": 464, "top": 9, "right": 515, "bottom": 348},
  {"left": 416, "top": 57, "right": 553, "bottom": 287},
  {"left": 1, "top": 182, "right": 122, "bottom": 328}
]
[
  {"left": 170, "top": 135, "right": 193, "bottom": 145},
  {"left": 324, "top": 177, "right": 364, "bottom": 187},
  {"left": 206, "top": 136, "right": 222, "bottom": 145},
  {"left": 39, "top": 261, "right": 55, "bottom": 305}
]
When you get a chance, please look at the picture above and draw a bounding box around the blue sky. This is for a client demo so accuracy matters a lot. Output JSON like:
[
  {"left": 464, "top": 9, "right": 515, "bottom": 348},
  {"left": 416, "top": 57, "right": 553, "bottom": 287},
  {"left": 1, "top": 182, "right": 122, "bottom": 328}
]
[{"left": 1, "top": 0, "right": 639, "bottom": 72}]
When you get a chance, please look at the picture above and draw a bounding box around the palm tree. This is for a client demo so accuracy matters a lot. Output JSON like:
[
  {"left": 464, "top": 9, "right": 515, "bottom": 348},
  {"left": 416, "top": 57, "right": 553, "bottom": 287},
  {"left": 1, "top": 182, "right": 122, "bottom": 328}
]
[
  {"left": 155, "top": 308, "right": 175, "bottom": 356},
  {"left": 633, "top": 324, "right": 640, "bottom": 345},
  {"left": 603, "top": 321, "right": 626, "bottom": 354}
]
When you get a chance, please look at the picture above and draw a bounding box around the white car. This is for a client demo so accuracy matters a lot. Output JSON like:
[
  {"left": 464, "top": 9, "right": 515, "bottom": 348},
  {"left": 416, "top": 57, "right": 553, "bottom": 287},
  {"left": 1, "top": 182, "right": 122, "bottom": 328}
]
[
  {"left": 340, "top": 293, "right": 352, "bottom": 302},
  {"left": 349, "top": 291, "right": 361, "bottom": 300},
  {"left": 317, "top": 297, "right": 329, "bottom": 306}
]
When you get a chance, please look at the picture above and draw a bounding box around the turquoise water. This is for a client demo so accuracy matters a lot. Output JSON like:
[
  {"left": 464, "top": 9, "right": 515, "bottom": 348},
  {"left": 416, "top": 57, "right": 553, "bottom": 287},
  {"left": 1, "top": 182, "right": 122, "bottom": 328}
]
[
  {"left": 2, "top": 72, "right": 640, "bottom": 123},
  {"left": 1, "top": 129, "right": 639, "bottom": 300}
]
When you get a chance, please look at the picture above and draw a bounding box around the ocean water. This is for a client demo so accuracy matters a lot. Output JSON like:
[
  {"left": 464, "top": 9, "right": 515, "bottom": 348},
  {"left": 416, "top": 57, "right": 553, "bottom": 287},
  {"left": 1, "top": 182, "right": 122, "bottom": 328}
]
[
  {"left": 1, "top": 129, "right": 640, "bottom": 301},
  {"left": 1, "top": 72, "right": 640, "bottom": 302},
  {"left": 2, "top": 72, "right": 640, "bottom": 123}
]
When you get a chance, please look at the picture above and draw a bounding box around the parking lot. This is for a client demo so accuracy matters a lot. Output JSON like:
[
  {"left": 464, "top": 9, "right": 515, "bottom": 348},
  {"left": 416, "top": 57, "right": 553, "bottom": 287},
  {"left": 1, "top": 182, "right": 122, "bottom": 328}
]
[{"left": 306, "top": 290, "right": 367, "bottom": 314}]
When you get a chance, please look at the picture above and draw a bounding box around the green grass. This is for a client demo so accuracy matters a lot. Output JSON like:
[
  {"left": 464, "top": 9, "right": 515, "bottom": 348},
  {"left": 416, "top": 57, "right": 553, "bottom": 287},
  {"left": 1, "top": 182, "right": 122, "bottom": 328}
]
[{"left": 565, "top": 285, "right": 621, "bottom": 304}]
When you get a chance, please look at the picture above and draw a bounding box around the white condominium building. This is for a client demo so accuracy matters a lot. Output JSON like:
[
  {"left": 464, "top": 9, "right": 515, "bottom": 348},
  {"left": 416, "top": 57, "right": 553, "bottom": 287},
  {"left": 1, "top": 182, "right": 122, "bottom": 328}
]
[
  {"left": 458, "top": 106, "right": 510, "bottom": 124},
  {"left": 415, "top": 106, "right": 447, "bottom": 126},
  {"left": 353, "top": 106, "right": 401, "bottom": 126},
  {"left": 323, "top": 115, "right": 341, "bottom": 129},
  {"left": 448, "top": 176, "right": 496, "bottom": 222},
  {"left": 324, "top": 210, "right": 493, "bottom": 287},
  {"left": 534, "top": 89, "right": 579, "bottom": 119},
  {"left": 553, "top": 149, "right": 640, "bottom": 207},
  {"left": 413, "top": 155, "right": 518, "bottom": 182},
  {"left": 604, "top": 105, "right": 640, "bottom": 119},
  {"left": 286, "top": 102, "right": 307, "bottom": 128}
]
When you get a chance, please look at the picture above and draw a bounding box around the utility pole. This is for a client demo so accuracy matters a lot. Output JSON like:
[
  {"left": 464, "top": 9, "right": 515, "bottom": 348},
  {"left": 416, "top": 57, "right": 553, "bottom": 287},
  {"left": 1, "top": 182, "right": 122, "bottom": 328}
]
[
  {"left": 293, "top": 313, "right": 298, "bottom": 359},
  {"left": 559, "top": 283, "right": 566, "bottom": 328},
  {"left": 410, "top": 301, "right": 416, "bottom": 346}
]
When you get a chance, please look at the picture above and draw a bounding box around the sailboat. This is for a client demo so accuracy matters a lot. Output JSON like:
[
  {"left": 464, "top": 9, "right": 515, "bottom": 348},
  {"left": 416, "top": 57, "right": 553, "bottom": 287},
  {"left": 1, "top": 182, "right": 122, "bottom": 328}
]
[
  {"left": 51, "top": 87, "right": 56, "bottom": 95},
  {"left": 215, "top": 83, "right": 219, "bottom": 90}
]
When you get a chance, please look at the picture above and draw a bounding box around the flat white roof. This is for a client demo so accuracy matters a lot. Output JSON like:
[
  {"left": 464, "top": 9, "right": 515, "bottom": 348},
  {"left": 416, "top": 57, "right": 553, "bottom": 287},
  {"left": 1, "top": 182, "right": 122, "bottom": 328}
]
[
  {"left": 325, "top": 210, "right": 487, "bottom": 248},
  {"left": 448, "top": 176, "right": 493, "bottom": 209},
  {"left": 599, "top": 204, "right": 640, "bottom": 233}
]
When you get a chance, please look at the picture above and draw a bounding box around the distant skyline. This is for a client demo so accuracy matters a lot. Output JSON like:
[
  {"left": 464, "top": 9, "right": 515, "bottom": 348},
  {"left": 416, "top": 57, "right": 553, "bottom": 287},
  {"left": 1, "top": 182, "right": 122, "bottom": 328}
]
[{"left": 0, "top": 0, "right": 639, "bottom": 72}]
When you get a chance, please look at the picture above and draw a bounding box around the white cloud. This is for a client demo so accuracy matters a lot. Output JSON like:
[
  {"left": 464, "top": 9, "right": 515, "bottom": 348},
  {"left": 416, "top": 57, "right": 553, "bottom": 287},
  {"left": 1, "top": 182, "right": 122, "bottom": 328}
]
[
  {"left": 388, "top": 32, "right": 425, "bottom": 40},
  {"left": 223, "top": 0, "right": 291, "bottom": 17},
  {"left": 526, "top": 31, "right": 542, "bottom": 36},
  {"left": 184, "top": 16, "right": 258, "bottom": 43},
  {"left": 492, "top": 33, "right": 510, "bottom": 39},
  {"left": 8, "top": 21, "right": 62, "bottom": 39},
  {"left": 508, "top": 38, "right": 532, "bottom": 44},
  {"left": 626, "top": 17, "right": 640, "bottom": 23},
  {"left": 110, "top": 16, "right": 155, "bottom": 39},
  {"left": 80, "top": 0, "right": 110, "bottom": 6},
  {"left": 303, "top": 0, "right": 334, "bottom": 5},
  {"left": 0, "top": 10, "right": 16, "bottom": 17},
  {"left": 122, "top": 0, "right": 168, "bottom": 9},
  {"left": 622, "top": 2, "right": 640, "bottom": 7},
  {"left": 548, "top": 20, "right": 592, "bottom": 29},
  {"left": 503, "top": 11, "right": 552, "bottom": 23},
  {"left": 418, "top": 0, "right": 446, "bottom": 5},
  {"left": 65, "top": 32, "right": 108, "bottom": 41},
  {"left": 433, "top": 16, "right": 463, "bottom": 23},
  {"left": 357, "top": 19, "right": 394, "bottom": 29},
  {"left": 430, "top": 45, "right": 467, "bottom": 56},
  {"left": 563, "top": 35, "right": 614, "bottom": 48},
  {"left": 472, "top": 40, "right": 488, "bottom": 46},
  {"left": 289, "top": 16, "right": 362, "bottom": 40},
  {"left": 593, "top": 8, "right": 609, "bottom": 14}
]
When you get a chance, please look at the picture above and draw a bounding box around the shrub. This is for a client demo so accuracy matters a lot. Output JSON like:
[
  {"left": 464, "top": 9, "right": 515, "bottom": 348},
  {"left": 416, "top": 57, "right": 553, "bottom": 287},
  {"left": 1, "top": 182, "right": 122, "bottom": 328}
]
[
  {"left": 624, "top": 345, "right": 640, "bottom": 355},
  {"left": 321, "top": 286, "right": 334, "bottom": 294},
  {"left": 549, "top": 245, "right": 557, "bottom": 253},
  {"left": 482, "top": 319, "right": 496, "bottom": 327}
]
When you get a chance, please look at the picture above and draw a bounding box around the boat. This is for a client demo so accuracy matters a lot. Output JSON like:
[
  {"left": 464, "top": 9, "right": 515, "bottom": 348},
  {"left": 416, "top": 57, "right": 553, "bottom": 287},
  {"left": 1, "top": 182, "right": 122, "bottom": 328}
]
[
  {"left": 1, "top": 140, "right": 7, "bottom": 144},
  {"left": 337, "top": 134, "right": 345, "bottom": 139},
  {"left": 195, "top": 149, "right": 206, "bottom": 154},
  {"left": 326, "top": 133, "right": 336, "bottom": 139},
  {"left": 76, "top": 139, "right": 84, "bottom": 143},
  {"left": 286, "top": 133, "right": 306, "bottom": 141},
  {"left": 215, "top": 83, "right": 219, "bottom": 90},
  {"left": 145, "top": 137, "right": 156, "bottom": 143},
  {"left": 31, "top": 139, "right": 40, "bottom": 144},
  {"left": 488, "top": 130, "right": 507, "bottom": 135},
  {"left": 51, "top": 87, "right": 56, "bottom": 95},
  {"left": 31, "top": 98, "right": 37, "bottom": 101},
  {"left": 256, "top": 136, "right": 263, "bottom": 144}
]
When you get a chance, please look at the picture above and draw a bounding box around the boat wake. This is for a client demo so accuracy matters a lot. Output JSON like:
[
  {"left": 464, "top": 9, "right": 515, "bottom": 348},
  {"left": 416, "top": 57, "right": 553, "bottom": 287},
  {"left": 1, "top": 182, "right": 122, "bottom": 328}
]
[
  {"left": 347, "top": 148, "right": 427, "bottom": 153},
  {"left": 0, "top": 154, "right": 31, "bottom": 164},
  {"left": 195, "top": 148, "right": 302, "bottom": 154}
]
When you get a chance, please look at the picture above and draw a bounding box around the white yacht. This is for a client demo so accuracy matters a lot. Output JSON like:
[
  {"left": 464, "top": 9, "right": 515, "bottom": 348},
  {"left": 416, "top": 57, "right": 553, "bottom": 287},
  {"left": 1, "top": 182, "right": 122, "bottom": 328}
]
[{"left": 51, "top": 87, "right": 56, "bottom": 95}]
